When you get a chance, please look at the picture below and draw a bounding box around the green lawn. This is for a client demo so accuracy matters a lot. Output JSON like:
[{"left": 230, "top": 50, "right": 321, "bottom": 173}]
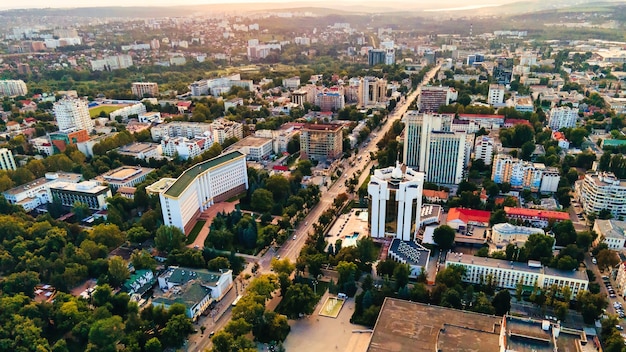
[
  {"left": 186, "top": 220, "right": 206, "bottom": 245},
  {"left": 89, "top": 105, "right": 121, "bottom": 118}
]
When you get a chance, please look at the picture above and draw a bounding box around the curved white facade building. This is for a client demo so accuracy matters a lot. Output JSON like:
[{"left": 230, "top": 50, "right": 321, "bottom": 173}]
[
  {"left": 577, "top": 172, "right": 626, "bottom": 218},
  {"left": 491, "top": 223, "right": 545, "bottom": 249},
  {"left": 368, "top": 162, "right": 425, "bottom": 241},
  {"left": 157, "top": 151, "right": 248, "bottom": 233}
]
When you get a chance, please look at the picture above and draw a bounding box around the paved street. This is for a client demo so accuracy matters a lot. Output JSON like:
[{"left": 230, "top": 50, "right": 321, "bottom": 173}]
[{"left": 584, "top": 252, "right": 624, "bottom": 317}]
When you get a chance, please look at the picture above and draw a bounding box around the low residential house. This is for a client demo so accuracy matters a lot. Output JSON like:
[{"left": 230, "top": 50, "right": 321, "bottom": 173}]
[
  {"left": 123, "top": 269, "right": 156, "bottom": 301},
  {"left": 593, "top": 219, "right": 626, "bottom": 250},
  {"left": 446, "top": 208, "right": 491, "bottom": 230},
  {"left": 422, "top": 189, "right": 449, "bottom": 203},
  {"left": 154, "top": 267, "right": 233, "bottom": 321}
]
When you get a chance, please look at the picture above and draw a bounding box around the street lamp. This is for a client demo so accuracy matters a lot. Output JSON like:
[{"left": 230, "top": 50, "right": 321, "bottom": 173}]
[{"left": 313, "top": 279, "right": 318, "bottom": 295}]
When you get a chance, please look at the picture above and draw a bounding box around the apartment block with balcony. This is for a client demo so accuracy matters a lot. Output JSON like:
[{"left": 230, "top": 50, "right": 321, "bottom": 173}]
[
  {"left": 131, "top": 82, "right": 159, "bottom": 98},
  {"left": 299, "top": 124, "right": 343, "bottom": 161},
  {"left": 576, "top": 172, "right": 626, "bottom": 218}
]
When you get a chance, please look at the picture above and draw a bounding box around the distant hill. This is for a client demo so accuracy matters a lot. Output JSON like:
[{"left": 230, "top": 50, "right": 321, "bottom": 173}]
[{"left": 1, "top": 0, "right": 624, "bottom": 18}]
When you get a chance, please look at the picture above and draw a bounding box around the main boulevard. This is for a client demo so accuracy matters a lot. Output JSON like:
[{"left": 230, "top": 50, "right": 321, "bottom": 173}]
[{"left": 189, "top": 64, "right": 441, "bottom": 352}]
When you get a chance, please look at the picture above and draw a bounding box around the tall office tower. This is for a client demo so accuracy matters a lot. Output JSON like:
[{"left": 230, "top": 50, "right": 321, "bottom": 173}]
[
  {"left": 548, "top": 106, "right": 578, "bottom": 131},
  {"left": 424, "top": 132, "right": 466, "bottom": 185},
  {"left": 488, "top": 84, "right": 505, "bottom": 105},
  {"left": 53, "top": 98, "right": 94, "bottom": 132},
  {"left": 419, "top": 86, "right": 454, "bottom": 112},
  {"left": 131, "top": 82, "right": 159, "bottom": 98},
  {"left": 358, "top": 76, "right": 387, "bottom": 107},
  {"left": 368, "top": 49, "right": 386, "bottom": 66},
  {"left": 368, "top": 162, "right": 425, "bottom": 240},
  {"left": 0, "top": 80, "right": 28, "bottom": 97},
  {"left": 0, "top": 148, "right": 16, "bottom": 170},
  {"left": 403, "top": 112, "right": 466, "bottom": 185},
  {"left": 380, "top": 40, "right": 396, "bottom": 65}
]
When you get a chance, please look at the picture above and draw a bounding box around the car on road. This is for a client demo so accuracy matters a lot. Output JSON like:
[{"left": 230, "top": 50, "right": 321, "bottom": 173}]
[
  {"left": 293, "top": 235, "right": 297, "bottom": 240},
  {"left": 209, "top": 331, "right": 215, "bottom": 337}
]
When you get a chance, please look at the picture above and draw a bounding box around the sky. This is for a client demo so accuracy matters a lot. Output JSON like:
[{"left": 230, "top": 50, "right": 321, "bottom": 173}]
[{"left": 0, "top": 0, "right": 509, "bottom": 11}]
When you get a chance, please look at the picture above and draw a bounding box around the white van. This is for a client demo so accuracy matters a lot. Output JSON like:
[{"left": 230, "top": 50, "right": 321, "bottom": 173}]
[
  {"left": 592, "top": 258, "right": 597, "bottom": 264},
  {"left": 338, "top": 293, "right": 348, "bottom": 299}
]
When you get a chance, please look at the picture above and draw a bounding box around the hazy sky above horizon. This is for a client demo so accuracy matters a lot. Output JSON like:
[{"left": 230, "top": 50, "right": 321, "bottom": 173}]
[{"left": 0, "top": 0, "right": 504, "bottom": 10}]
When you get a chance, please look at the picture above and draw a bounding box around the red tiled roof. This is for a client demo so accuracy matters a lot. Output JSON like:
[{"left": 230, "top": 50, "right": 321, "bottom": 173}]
[
  {"left": 423, "top": 189, "right": 449, "bottom": 200},
  {"left": 504, "top": 119, "right": 532, "bottom": 127},
  {"left": 552, "top": 131, "right": 568, "bottom": 141},
  {"left": 117, "top": 186, "right": 136, "bottom": 195},
  {"left": 503, "top": 207, "right": 570, "bottom": 221},
  {"left": 447, "top": 208, "right": 491, "bottom": 225}
]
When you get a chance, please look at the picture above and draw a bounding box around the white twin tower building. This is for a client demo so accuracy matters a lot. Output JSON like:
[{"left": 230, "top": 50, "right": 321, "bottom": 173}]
[{"left": 368, "top": 161, "right": 425, "bottom": 241}]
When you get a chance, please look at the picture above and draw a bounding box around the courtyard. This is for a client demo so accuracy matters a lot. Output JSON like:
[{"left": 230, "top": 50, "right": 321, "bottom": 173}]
[{"left": 282, "top": 291, "right": 371, "bottom": 352}]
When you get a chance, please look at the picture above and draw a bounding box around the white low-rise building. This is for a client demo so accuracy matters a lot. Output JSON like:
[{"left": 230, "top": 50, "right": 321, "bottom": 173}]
[
  {"left": 446, "top": 253, "right": 588, "bottom": 299},
  {"left": 388, "top": 239, "right": 430, "bottom": 278},
  {"left": 161, "top": 135, "right": 214, "bottom": 160},
  {"left": 95, "top": 166, "right": 155, "bottom": 191},
  {"left": 154, "top": 267, "right": 233, "bottom": 321},
  {"left": 490, "top": 223, "right": 546, "bottom": 250},
  {"left": 255, "top": 126, "right": 299, "bottom": 154},
  {"left": 138, "top": 112, "right": 163, "bottom": 124},
  {"left": 109, "top": 103, "right": 147, "bottom": 122},
  {"left": 226, "top": 136, "right": 273, "bottom": 161},
  {"left": 593, "top": 219, "right": 626, "bottom": 250},
  {"left": 3, "top": 172, "right": 82, "bottom": 211},
  {"left": 117, "top": 142, "right": 162, "bottom": 160},
  {"left": 49, "top": 181, "right": 112, "bottom": 210},
  {"left": 150, "top": 120, "right": 242, "bottom": 145}
]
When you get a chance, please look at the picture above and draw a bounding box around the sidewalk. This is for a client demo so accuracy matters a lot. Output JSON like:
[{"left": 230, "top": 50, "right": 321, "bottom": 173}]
[{"left": 187, "top": 201, "right": 238, "bottom": 249}]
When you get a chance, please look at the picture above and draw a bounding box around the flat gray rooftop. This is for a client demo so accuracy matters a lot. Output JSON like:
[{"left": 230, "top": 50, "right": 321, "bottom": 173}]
[{"left": 368, "top": 298, "right": 502, "bottom": 352}]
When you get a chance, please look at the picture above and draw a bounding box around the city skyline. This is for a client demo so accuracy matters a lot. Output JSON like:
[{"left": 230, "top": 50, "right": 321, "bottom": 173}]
[{"left": 0, "top": 0, "right": 513, "bottom": 11}]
